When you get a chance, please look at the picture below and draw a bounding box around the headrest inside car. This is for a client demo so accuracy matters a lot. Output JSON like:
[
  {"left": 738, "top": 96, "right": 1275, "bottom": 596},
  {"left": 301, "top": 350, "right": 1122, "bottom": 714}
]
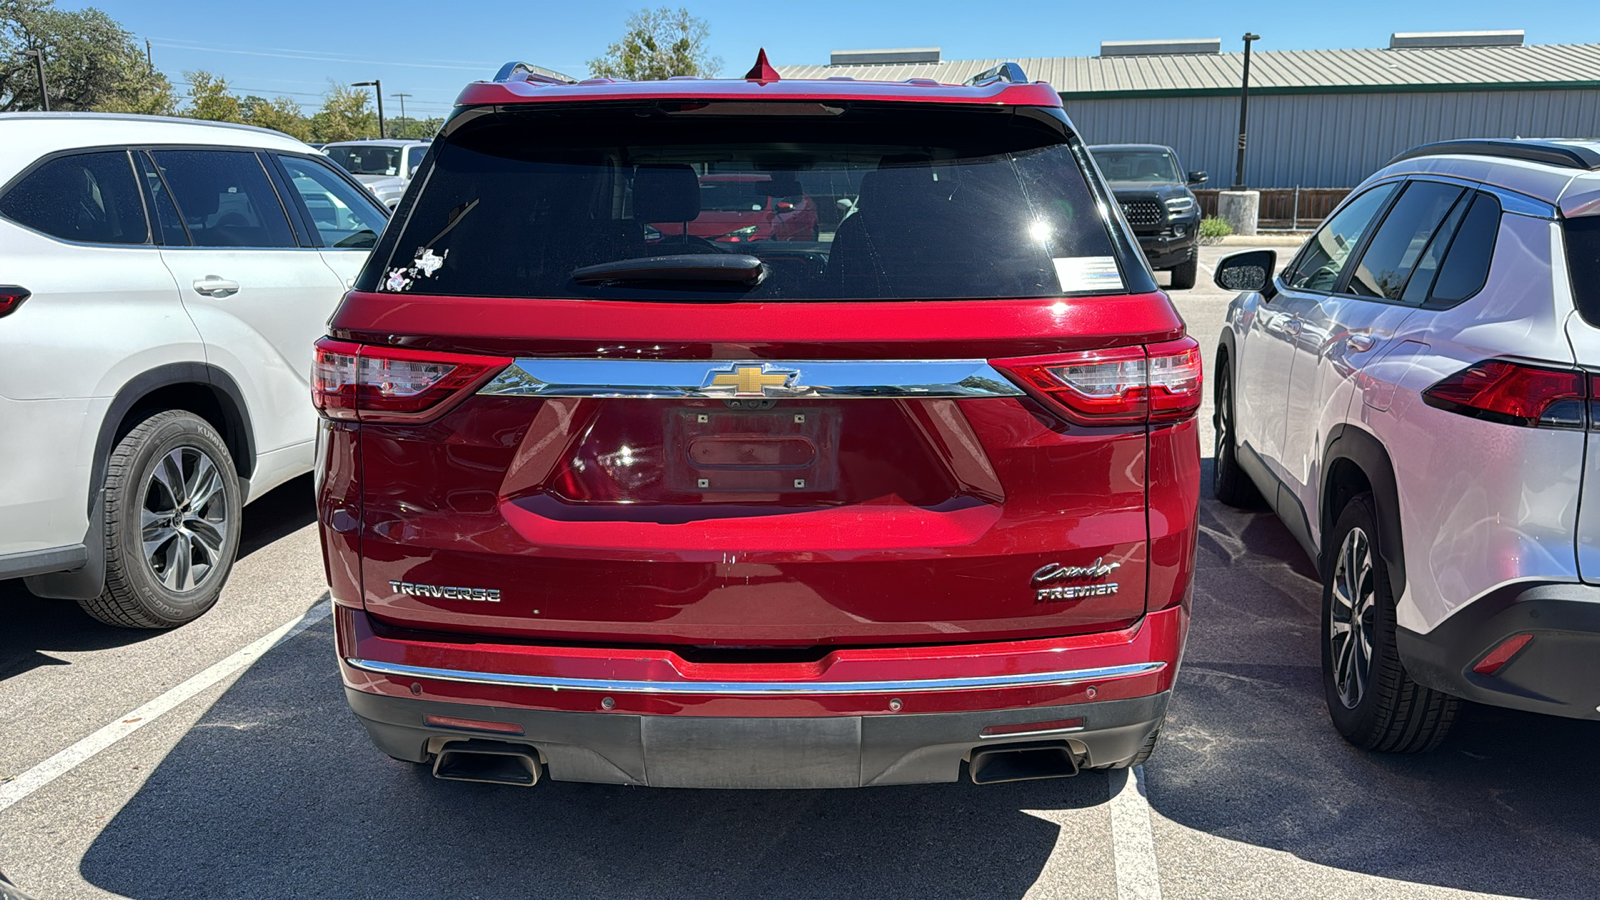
[{"left": 633, "top": 164, "right": 700, "bottom": 223}]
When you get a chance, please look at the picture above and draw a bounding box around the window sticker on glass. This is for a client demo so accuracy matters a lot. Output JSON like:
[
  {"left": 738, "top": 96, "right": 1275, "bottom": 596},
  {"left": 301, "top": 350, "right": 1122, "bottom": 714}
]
[{"left": 1054, "top": 257, "right": 1123, "bottom": 293}]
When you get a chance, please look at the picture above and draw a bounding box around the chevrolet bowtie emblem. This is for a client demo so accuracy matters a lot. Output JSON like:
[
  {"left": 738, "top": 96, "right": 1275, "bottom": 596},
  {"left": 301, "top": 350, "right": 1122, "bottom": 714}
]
[{"left": 705, "top": 364, "right": 799, "bottom": 397}]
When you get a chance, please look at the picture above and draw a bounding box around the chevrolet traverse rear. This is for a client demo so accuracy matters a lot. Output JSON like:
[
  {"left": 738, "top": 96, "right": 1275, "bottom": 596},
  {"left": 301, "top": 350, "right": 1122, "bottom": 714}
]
[{"left": 314, "top": 59, "right": 1201, "bottom": 788}]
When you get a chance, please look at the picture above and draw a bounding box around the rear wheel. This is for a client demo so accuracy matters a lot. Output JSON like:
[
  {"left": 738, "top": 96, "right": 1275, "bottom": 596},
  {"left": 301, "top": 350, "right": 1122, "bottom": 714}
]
[
  {"left": 1169, "top": 251, "right": 1198, "bottom": 290},
  {"left": 78, "top": 410, "right": 242, "bottom": 629},
  {"left": 1212, "top": 359, "right": 1260, "bottom": 507},
  {"left": 1321, "top": 494, "right": 1457, "bottom": 752}
]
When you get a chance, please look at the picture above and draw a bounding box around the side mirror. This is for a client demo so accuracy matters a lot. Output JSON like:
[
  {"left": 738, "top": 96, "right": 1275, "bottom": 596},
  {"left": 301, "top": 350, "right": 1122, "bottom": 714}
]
[
  {"left": 775, "top": 200, "right": 796, "bottom": 212},
  {"left": 1214, "top": 249, "right": 1277, "bottom": 294},
  {"left": 1188, "top": 171, "right": 1208, "bottom": 186}
]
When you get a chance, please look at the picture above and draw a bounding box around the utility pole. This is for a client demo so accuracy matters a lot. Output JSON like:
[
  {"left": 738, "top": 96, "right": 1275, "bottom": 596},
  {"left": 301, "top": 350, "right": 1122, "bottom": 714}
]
[
  {"left": 1233, "top": 33, "right": 1260, "bottom": 189},
  {"left": 392, "top": 92, "right": 412, "bottom": 137},
  {"left": 22, "top": 48, "right": 48, "bottom": 111},
  {"left": 145, "top": 39, "right": 153, "bottom": 69},
  {"left": 353, "top": 79, "right": 384, "bottom": 138}
]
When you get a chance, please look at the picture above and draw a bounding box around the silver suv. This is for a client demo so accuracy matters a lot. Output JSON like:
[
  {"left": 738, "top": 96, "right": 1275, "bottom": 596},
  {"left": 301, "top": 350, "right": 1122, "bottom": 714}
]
[
  {"left": 322, "top": 139, "right": 429, "bottom": 208},
  {"left": 1213, "top": 139, "right": 1600, "bottom": 751}
]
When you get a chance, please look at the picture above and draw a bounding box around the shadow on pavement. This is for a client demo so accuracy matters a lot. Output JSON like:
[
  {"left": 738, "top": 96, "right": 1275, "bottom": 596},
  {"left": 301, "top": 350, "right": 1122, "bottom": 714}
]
[
  {"left": 0, "top": 475, "right": 317, "bottom": 681},
  {"left": 1153, "top": 464, "right": 1600, "bottom": 898},
  {"left": 80, "top": 617, "right": 1103, "bottom": 900}
]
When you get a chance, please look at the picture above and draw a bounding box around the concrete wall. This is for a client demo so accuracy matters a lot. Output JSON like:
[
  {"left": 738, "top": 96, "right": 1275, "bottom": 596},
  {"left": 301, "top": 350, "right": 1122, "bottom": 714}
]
[{"left": 1066, "top": 88, "right": 1600, "bottom": 189}]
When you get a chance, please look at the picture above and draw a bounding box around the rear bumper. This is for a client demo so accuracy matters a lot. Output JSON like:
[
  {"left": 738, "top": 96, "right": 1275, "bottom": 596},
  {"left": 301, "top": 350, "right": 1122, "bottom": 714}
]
[
  {"left": 337, "top": 603, "right": 1186, "bottom": 786},
  {"left": 1397, "top": 581, "right": 1600, "bottom": 720},
  {"left": 348, "top": 688, "right": 1169, "bottom": 787}
]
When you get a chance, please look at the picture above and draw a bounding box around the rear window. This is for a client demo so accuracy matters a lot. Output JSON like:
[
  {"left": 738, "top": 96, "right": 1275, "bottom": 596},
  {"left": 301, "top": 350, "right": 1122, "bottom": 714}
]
[
  {"left": 1569, "top": 215, "right": 1600, "bottom": 328},
  {"left": 367, "top": 102, "right": 1123, "bottom": 301}
]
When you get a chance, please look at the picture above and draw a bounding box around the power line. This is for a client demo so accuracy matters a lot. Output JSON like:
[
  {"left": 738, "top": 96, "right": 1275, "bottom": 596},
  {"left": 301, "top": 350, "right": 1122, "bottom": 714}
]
[
  {"left": 151, "top": 36, "right": 503, "bottom": 69},
  {"left": 149, "top": 39, "right": 499, "bottom": 73}
]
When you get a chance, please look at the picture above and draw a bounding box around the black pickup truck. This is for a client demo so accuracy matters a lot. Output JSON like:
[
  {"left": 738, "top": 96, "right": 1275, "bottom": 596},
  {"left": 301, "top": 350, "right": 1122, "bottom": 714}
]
[{"left": 1088, "top": 144, "right": 1206, "bottom": 289}]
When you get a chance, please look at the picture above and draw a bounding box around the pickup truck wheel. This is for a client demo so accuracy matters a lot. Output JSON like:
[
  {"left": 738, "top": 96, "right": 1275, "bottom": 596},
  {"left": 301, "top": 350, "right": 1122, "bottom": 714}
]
[
  {"left": 1169, "top": 251, "right": 1198, "bottom": 290},
  {"left": 1321, "top": 494, "right": 1457, "bottom": 752},
  {"left": 77, "top": 411, "right": 242, "bottom": 629},
  {"left": 1212, "top": 361, "right": 1260, "bottom": 507}
]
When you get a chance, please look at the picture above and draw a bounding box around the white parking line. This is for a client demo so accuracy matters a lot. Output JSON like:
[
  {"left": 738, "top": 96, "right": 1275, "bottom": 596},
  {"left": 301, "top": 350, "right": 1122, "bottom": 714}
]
[
  {"left": 0, "top": 601, "right": 330, "bottom": 814},
  {"left": 1109, "top": 765, "right": 1163, "bottom": 900}
]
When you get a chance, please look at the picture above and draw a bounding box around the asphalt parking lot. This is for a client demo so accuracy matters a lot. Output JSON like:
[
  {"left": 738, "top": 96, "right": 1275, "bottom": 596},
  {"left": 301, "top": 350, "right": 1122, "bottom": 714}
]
[{"left": 4, "top": 241, "right": 1599, "bottom": 899}]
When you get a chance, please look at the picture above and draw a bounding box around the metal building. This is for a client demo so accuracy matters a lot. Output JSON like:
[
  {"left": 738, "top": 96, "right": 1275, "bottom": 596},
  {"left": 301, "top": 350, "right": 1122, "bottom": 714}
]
[{"left": 780, "top": 35, "right": 1600, "bottom": 189}]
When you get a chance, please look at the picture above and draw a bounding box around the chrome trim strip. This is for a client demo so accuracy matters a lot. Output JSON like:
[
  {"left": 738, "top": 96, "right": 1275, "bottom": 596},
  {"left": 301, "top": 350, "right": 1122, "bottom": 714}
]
[
  {"left": 977, "top": 725, "right": 1087, "bottom": 740},
  {"left": 344, "top": 658, "right": 1165, "bottom": 696},
  {"left": 476, "top": 358, "right": 1025, "bottom": 400}
]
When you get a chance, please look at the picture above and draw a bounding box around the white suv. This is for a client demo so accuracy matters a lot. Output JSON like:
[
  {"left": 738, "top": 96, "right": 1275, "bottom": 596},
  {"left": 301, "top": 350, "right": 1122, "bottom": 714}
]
[
  {"left": 0, "top": 113, "right": 388, "bottom": 628},
  {"left": 1213, "top": 139, "right": 1600, "bottom": 750}
]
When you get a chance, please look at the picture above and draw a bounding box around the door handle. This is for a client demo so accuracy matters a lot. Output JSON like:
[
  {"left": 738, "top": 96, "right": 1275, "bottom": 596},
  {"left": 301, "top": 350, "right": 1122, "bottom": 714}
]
[
  {"left": 192, "top": 276, "right": 240, "bottom": 297},
  {"left": 1346, "top": 333, "right": 1376, "bottom": 352},
  {"left": 1283, "top": 317, "right": 1302, "bottom": 336}
]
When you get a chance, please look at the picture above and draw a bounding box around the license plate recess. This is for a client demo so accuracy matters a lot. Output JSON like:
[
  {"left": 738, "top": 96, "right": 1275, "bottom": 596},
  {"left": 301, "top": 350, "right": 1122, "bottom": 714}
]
[{"left": 666, "top": 406, "right": 840, "bottom": 494}]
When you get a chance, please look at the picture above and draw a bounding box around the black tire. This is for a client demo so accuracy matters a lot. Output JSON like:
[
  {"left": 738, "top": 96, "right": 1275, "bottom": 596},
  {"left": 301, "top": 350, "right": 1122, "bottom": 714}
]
[
  {"left": 1211, "top": 357, "right": 1261, "bottom": 507},
  {"left": 78, "top": 410, "right": 242, "bottom": 629},
  {"left": 1321, "top": 494, "right": 1458, "bottom": 752},
  {"left": 1169, "top": 250, "right": 1198, "bottom": 290}
]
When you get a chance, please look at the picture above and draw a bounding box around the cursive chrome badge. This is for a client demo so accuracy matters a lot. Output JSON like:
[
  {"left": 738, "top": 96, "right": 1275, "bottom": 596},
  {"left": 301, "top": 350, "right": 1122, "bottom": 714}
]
[
  {"left": 390, "top": 580, "right": 501, "bottom": 602},
  {"left": 1031, "top": 558, "right": 1121, "bottom": 603}
]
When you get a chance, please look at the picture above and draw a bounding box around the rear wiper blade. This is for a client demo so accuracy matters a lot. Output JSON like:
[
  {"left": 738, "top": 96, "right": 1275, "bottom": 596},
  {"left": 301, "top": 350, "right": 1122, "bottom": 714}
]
[{"left": 572, "top": 254, "right": 767, "bottom": 287}]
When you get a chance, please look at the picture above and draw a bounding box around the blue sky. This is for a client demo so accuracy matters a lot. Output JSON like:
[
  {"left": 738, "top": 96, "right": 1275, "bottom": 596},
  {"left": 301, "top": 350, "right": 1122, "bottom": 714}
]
[{"left": 88, "top": 0, "right": 1597, "bottom": 119}]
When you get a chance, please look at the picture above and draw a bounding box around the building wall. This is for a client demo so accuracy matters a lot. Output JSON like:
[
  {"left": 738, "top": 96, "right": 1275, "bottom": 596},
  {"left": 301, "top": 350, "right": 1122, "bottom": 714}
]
[{"left": 1066, "top": 89, "right": 1600, "bottom": 188}]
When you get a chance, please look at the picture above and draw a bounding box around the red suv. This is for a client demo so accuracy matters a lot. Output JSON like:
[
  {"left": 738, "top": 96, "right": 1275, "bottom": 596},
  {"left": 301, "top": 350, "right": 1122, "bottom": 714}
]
[
  {"left": 648, "top": 173, "right": 820, "bottom": 244},
  {"left": 313, "top": 60, "right": 1200, "bottom": 789}
]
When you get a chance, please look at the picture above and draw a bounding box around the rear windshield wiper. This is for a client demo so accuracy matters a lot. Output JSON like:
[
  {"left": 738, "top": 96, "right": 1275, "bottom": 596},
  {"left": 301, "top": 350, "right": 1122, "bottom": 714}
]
[{"left": 572, "top": 254, "right": 767, "bottom": 287}]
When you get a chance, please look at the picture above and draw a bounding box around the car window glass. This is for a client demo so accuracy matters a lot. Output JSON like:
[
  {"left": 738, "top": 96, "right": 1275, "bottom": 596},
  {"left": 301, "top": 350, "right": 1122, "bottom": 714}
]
[
  {"left": 134, "top": 151, "right": 189, "bottom": 245},
  {"left": 149, "top": 150, "right": 296, "bottom": 249},
  {"left": 1346, "top": 181, "right": 1465, "bottom": 300},
  {"left": 278, "top": 155, "right": 388, "bottom": 249},
  {"left": 373, "top": 104, "right": 1118, "bottom": 302},
  {"left": 1089, "top": 148, "right": 1181, "bottom": 183},
  {"left": 1428, "top": 193, "right": 1502, "bottom": 306},
  {"left": 1284, "top": 184, "right": 1398, "bottom": 292},
  {"left": 406, "top": 146, "right": 427, "bottom": 172},
  {"left": 327, "top": 145, "right": 401, "bottom": 177},
  {"left": 1567, "top": 215, "right": 1600, "bottom": 329},
  {"left": 0, "top": 151, "right": 148, "bottom": 245},
  {"left": 1399, "top": 194, "right": 1472, "bottom": 304}
]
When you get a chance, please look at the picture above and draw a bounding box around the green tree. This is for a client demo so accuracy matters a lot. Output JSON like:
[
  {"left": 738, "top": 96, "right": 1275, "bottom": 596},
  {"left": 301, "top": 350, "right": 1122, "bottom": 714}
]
[
  {"left": 388, "top": 115, "right": 444, "bottom": 139},
  {"left": 241, "top": 94, "right": 311, "bottom": 141},
  {"left": 588, "top": 7, "right": 720, "bottom": 80},
  {"left": 309, "top": 82, "right": 376, "bottom": 142},
  {"left": 183, "top": 69, "right": 241, "bottom": 122},
  {"left": 0, "top": 0, "right": 171, "bottom": 112}
]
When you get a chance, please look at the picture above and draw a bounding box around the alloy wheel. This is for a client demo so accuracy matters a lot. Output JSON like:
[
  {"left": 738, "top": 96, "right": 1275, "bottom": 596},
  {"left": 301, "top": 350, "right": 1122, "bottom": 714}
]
[
  {"left": 1328, "top": 526, "right": 1377, "bottom": 709},
  {"left": 140, "top": 446, "right": 230, "bottom": 593}
]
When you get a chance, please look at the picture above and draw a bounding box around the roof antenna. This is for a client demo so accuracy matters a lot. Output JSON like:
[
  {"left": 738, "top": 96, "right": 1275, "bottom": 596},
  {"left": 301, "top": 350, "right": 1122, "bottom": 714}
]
[{"left": 745, "top": 48, "right": 780, "bottom": 84}]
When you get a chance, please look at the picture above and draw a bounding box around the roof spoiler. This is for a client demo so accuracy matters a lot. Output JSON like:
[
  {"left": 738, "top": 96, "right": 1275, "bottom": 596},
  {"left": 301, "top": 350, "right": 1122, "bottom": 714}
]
[
  {"left": 1389, "top": 139, "right": 1600, "bottom": 171},
  {"left": 963, "top": 62, "right": 1029, "bottom": 87},
  {"left": 493, "top": 62, "right": 576, "bottom": 86}
]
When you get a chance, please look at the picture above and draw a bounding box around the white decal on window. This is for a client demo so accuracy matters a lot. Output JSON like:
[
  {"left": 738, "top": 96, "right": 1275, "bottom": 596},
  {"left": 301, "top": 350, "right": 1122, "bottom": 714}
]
[
  {"left": 1053, "top": 256, "right": 1123, "bottom": 293},
  {"left": 382, "top": 248, "right": 449, "bottom": 292}
]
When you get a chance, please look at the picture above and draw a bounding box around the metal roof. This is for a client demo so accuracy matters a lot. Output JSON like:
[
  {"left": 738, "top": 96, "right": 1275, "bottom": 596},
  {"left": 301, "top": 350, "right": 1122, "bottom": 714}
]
[{"left": 776, "top": 43, "right": 1600, "bottom": 98}]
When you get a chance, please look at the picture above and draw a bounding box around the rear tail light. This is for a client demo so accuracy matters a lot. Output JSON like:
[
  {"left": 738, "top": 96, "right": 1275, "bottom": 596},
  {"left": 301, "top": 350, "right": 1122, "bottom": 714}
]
[
  {"left": 1421, "top": 360, "right": 1586, "bottom": 429},
  {"left": 994, "top": 337, "right": 1203, "bottom": 425},
  {"left": 1472, "top": 633, "right": 1533, "bottom": 675},
  {"left": 312, "top": 338, "right": 510, "bottom": 423},
  {"left": 0, "top": 285, "right": 30, "bottom": 319}
]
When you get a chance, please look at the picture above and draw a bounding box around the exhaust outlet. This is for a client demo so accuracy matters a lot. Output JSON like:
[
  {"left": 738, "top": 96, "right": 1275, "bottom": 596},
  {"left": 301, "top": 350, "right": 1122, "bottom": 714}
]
[
  {"left": 968, "top": 741, "right": 1080, "bottom": 784},
  {"left": 432, "top": 739, "right": 541, "bottom": 786}
]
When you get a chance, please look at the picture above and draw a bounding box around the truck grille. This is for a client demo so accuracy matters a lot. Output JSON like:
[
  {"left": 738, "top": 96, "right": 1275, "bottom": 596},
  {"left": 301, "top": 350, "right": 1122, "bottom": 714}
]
[{"left": 1120, "top": 199, "right": 1163, "bottom": 227}]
